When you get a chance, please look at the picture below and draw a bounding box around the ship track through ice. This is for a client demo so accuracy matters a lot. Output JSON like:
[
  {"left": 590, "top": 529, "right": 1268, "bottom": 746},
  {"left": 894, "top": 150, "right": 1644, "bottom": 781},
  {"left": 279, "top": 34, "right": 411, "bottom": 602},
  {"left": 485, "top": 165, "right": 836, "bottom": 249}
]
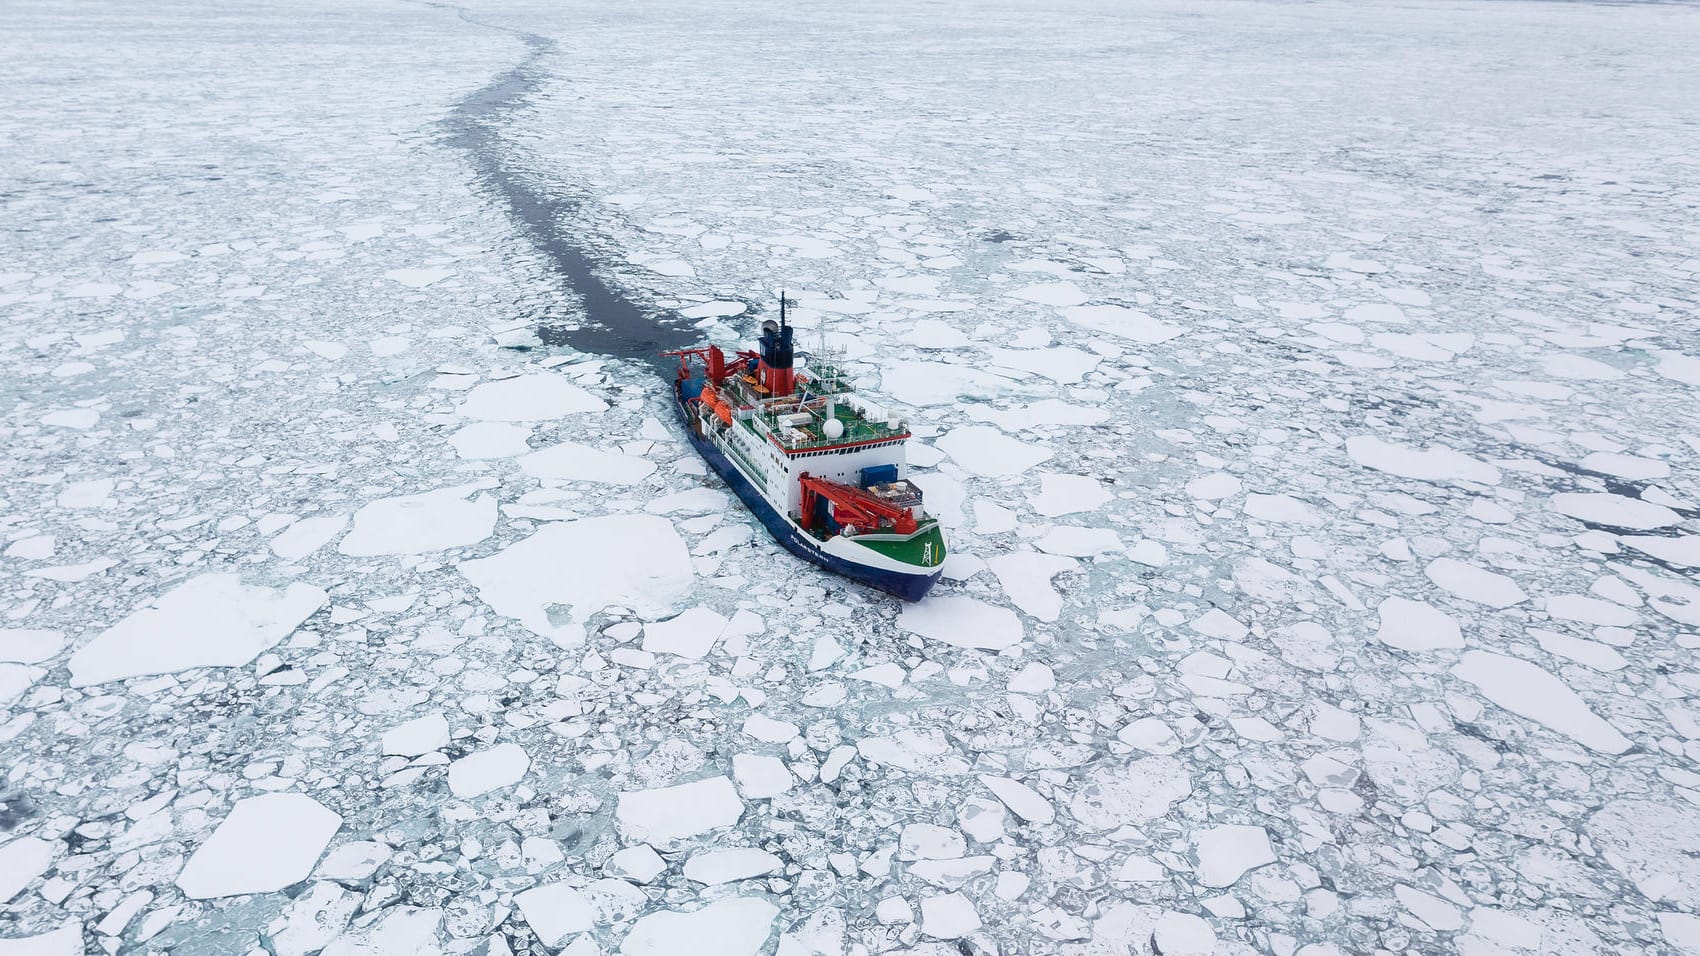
[{"left": 665, "top": 302, "right": 946, "bottom": 601}]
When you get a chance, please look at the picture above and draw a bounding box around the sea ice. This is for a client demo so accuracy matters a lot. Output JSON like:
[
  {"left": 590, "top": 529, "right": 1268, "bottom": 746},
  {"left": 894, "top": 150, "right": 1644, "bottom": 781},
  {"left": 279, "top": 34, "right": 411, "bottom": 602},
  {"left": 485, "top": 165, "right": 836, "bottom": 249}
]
[
  {"left": 1244, "top": 493, "right": 1323, "bottom": 525},
  {"left": 515, "top": 882, "right": 595, "bottom": 946},
  {"left": 518, "top": 441, "right": 656, "bottom": 484},
  {"left": 605, "top": 845, "right": 667, "bottom": 884},
  {"left": 620, "top": 898, "right": 777, "bottom": 956},
  {"left": 683, "top": 848, "right": 782, "bottom": 884},
  {"left": 979, "top": 775, "right": 1055, "bottom": 824},
  {"left": 1424, "top": 558, "right": 1527, "bottom": 608},
  {"left": 0, "top": 921, "right": 82, "bottom": 955},
  {"left": 1035, "top": 526, "right": 1122, "bottom": 557},
  {"left": 1192, "top": 824, "right": 1276, "bottom": 887},
  {"left": 0, "top": 628, "right": 66, "bottom": 664},
  {"left": 1028, "top": 473, "right": 1110, "bottom": 517},
  {"left": 176, "top": 793, "right": 341, "bottom": 899},
  {"left": 732, "top": 753, "right": 795, "bottom": 799},
  {"left": 1452, "top": 650, "right": 1630, "bottom": 753},
  {"left": 1071, "top": 756, "right": 1190, "bottom": 829},
  {"left": 271, "top": 515, "right": 348, "bottom": 560},
  {"left": 460, "top": 515, "right": 693, "bottom": 645},
  {"left": 641, "top": 606, "right": 728, "bottom": 659},
  {"left": 1549, "top": 492, "right": 1680, "bottom": 530},
  {"left": 897, "top": 595, "right": 1023, "bottom": 650},
  {"left": 1009, "top": 281, "right": 1087, "bottom": 306},
  {"left": 0, "top": 837, "right": 53, "bottom": 903},
  {"left": 919, "top": 892, "right": 982, "bottom": 939},
  {"left": 936, "top": 426, "right": 1051, "bottom": 477},
  {"left": 448, "top": 743, "right": 530, "bottom": 798},
  {"left": 1185, "top": 472, "right": 1242, "bottom": 501},
  {"left": 338, "top": 484, "right": 497, "bottom": 556},
  {"left": 1587, "top": 801, "right": 1700, "bottom": 907},
  {"left": 382, "top": 713, "right": 449, "bottom": 757},
  {"left": 69, "top": 574, "right": 327, "bottom": 686},
  {"left": 616, "top": 776, "right": 744, "bottom": 846},
  {"left": 457, "top": 373, "right": 607, "bottom": 421},
  {"left": 987, "top": 551, "right": 1076, "bottom": 622},
  {"left": 1063, "top": 304, "right": 1185, "bottom": 343},
  {"left": 1374, "top": 597, "right": 1463, "bottom": 651},
  {"left": 1345, "top": 436, "right": 1500, "bottom": 485},
  {"left": 447, "top": 422, "right": 532, "bottom": 459}
]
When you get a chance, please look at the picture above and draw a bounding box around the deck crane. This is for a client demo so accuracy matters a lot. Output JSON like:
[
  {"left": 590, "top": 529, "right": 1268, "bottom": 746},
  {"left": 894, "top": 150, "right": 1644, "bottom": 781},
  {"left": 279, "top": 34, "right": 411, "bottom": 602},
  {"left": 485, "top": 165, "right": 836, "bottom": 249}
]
[{"left": 798, "top": 473, "right": 920, "bottom": 537}]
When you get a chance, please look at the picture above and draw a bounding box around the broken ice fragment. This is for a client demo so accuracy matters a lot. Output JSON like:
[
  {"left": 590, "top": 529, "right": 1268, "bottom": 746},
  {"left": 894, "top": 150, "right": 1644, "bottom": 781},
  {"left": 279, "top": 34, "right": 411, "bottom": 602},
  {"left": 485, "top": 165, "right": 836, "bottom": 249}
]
[
  {"left": 620, "top": 897, "right": 776, "bottom": 956},
  {"left": 1374, "top": 597, "right": 1463, "bottom": 651},
  {"left": 338, "top": 484, "right": 497, "bottom": 556},
  {"left": 447, "top": 743, "right": 530, "bottom": 798},
  {"left": 897, "top": 595, "right": 1023, "bottom": 650},
  {"left": 682, "top": 848, "right": 783, "bottom": 884},
  {"left": 1192, "top": 824, "right": 1276, "bottom": 887},
  {"left": 616, "top": 776, "right": 744, "bottom": 846},
  {"left": 1452, "top": 650, "right": 1630, "bottom": 753},
  {"left": 460, "top": 515, "right": 693, "bottom": 647},
  {"left": 458, "top": 373, "right": 607, "bottom": 421},
  {"left": 69, "top": 574, "right": 327, "bottom": 686},
  {"left": 176, "top": 793, "right": 341, "bottom": 899}
]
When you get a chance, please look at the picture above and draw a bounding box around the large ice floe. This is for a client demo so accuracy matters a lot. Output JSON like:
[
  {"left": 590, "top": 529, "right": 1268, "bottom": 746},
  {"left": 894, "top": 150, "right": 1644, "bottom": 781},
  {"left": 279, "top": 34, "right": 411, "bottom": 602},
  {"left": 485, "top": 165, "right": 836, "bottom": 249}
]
[{"left": 4, "top": 0, "right": 1700, "bottom": 952}]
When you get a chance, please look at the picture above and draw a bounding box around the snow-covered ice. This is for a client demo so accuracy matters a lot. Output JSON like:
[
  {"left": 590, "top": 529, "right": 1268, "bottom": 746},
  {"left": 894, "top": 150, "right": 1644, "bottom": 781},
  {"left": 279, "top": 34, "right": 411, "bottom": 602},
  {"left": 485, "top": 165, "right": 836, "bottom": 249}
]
[
  {"left": 175, "top": 794, "right": 341, "bottom": 899},
  {"left": 1452, "top": 651, "right": 1631, "bottom": 754},
  {"left": 68, "top": 574, "right": 327, "bottom": 686},
  {"left": 6, "top": 0, "right": 1699, "bottom": 951},
  {"left": 615, "top": 776, "right": 744, "bottom": 846}
]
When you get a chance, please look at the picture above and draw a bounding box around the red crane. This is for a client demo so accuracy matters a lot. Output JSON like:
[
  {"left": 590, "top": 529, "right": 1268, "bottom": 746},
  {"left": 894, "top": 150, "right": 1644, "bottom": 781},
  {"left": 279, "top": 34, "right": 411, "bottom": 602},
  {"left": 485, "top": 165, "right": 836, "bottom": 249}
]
[{"left": 798, "top": 474, "right": 919, "bottom": 536}]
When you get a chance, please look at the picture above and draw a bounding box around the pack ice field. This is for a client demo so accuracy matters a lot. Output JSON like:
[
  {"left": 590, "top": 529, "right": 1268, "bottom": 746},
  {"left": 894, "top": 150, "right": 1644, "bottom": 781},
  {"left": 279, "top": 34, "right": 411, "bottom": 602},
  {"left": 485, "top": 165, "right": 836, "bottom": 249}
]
[{"left": 3, "top": 0, "right": 1699, "bottom": 954}]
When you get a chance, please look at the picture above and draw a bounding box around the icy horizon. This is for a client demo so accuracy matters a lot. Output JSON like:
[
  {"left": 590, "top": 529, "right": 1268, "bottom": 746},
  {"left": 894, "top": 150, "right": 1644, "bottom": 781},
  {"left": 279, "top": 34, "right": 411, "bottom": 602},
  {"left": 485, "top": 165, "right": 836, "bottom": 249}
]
[{"left": 3, "top": 0, "right": 1700, "bottom": 953}]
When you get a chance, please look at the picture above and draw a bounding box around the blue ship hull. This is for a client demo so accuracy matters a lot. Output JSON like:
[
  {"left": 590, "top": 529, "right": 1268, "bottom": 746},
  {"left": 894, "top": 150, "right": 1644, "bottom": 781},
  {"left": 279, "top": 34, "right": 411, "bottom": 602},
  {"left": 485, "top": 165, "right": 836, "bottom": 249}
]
[{"left": 672, "top": 389, "right": 939, "bottom": 602}]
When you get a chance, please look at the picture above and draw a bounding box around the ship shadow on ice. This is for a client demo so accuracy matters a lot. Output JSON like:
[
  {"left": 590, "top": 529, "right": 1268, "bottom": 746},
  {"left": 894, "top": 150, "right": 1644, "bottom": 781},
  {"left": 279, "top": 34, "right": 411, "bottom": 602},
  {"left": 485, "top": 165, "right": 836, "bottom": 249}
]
[{"left": 431, "top": 4, "right": 695, "bottom": 374}]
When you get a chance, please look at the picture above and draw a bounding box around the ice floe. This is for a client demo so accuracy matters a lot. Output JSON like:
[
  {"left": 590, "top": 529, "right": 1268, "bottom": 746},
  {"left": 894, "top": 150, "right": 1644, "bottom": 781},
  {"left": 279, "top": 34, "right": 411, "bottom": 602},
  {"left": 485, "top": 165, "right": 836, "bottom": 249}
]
[
  {"left": 897, "top": 595, "right": 1023, "bottom": 650},
  {"left": 1452, "top": 650, "right": 1630, "bottom": 753},
  {"left": 447, "top": 742, "right": 529, "bottom": 798},
  {"left": 457, "top": 373, "right": 607, "bottom": 421},
  {"left": 338, "top": 484, "right": 497, "bottom": 556},
  {"left": 176, "top": 793, "right": 340, "bottom": 899},
  {"left": 518, "top": 441, "right": 656, "bottom": 485},
  {"left": 1374, "top": 597, "right": 1463, "bottom": 651},
  {"left": 1549, "top": 492, "right": 1681, "bottom": 530},
  {"left": 1346, "top": 436, "right": 1500, "bottom": 485},
  {"left": 460, "top": 515, "right": 693, "bottom": 645},
  {"left": 620, "top": 898, "right": 776, "bottom": 956},
  {"left": 616, "top": 776, "right": 744, "bottom": 846},
  {"left": 69, "top": 574, "right": 326, "bottom": 686}
]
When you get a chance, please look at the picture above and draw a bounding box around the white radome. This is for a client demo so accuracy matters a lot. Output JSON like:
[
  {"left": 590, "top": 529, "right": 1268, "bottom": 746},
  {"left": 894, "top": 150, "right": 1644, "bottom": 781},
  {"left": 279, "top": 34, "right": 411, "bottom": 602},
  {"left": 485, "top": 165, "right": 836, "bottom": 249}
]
[{"left": 822, "top": 418, "right": 844, "bottom": 439}]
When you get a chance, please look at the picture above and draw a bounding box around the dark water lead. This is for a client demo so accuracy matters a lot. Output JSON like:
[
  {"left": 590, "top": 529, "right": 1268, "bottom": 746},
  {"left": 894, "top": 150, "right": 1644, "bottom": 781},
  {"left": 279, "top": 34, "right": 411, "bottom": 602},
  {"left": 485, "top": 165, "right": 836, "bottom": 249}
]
[{"left": 433, "top": 4, "right": 697, "bottom": 374}]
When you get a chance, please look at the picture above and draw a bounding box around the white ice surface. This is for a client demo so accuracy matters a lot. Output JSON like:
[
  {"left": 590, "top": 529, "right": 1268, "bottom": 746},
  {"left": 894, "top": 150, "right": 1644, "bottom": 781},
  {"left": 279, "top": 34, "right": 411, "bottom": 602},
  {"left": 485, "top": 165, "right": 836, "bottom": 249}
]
[
  {"left": 459, "top": 515, "right": 693, "bottom": 646},
  {"left": 1452, "top": 650, "right": 1630, "bottom": 753},
  {"left": 0, "top": 837, "right": 53, "bottom": 904},
  {"left": 515, "top": 882, "right": 594, "bottom": 947},
  {"left": 176, "top": 793, "right": 341, "bottom": 899},
  {"left": 682, "top": 847, "right": 782, "bottom": 884},
  {"left": 620, "top": 898, "right": 776, "bottom": 956},
  {"left": 897, "top": 595, "right": 1023, "bottom": 650},
  {"left": 1375, "top": 597, "right": 1463, "bottom": 651},
  {"left": 68, "top": 574, "right": 327, "bottom": 686},
  {"left": 338, "top": 484, "right": 497, "bottom": 556},
  {"left": 935, "top": 425, "right": 1051, "bottom": 477},
  {"left": 1192, "top": 824, "right": 1276, "bottom": 887},
  {"left": 457, "top": 373, "right": 607, "bottom": 421},
  {"left": 447, "top": 743, "right": 529, "bottom": 798},
  {"left": 616, "top": 776, "right": 744, "bottom": 846},
  {"left": 1346, "top": 436, "right": 1500, "bottom": 485},
  {"left": 518, "top": 441, "right": 656, "bottom": 484}
]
